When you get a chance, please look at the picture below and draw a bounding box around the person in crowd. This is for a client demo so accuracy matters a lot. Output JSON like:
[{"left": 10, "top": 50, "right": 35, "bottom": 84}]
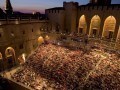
[{"left": 12, "top": 42, "right": 120, "bottom": 90}]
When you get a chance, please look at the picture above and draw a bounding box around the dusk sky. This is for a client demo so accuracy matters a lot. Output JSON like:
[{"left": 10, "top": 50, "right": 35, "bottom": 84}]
[{"left": 0, "top": 0, "right": 120, "bottom": 13}]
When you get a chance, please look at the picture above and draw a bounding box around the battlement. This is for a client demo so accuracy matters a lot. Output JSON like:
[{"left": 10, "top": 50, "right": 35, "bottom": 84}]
[
  {"left": 0, "top": 19, "right": 48, "bottom": 25},
  {"left": 79, "top": 4, "right": 120, "bottom": 11},
  {"left": 63, "top": 1, "right": 78, "bottom": 7},
  {"left": 89, "top": 0, "right": 111, "bottom": 5}
]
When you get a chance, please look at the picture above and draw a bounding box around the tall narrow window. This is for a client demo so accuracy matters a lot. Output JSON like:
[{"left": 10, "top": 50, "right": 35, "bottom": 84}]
[
  {"left": 19, "top": 44, "right": 24, "bottom": 49},
  {"left": 0, "top": 33, "right": 1, "bottom": 38},
  {"left": 32, "top": 29, "right": 34, "bottom": 32},
  {"left": 23, "top": 31, "right": 25, "bottom": 34}
]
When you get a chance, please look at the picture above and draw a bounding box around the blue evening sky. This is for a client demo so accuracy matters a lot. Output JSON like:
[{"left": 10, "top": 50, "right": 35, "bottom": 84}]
[{"left": 0, "top": 0, "right": 120, "bottom": 13}]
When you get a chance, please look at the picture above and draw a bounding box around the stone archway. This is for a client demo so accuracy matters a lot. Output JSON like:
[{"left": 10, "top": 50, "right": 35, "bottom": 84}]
[
  {"left": 78, "top": 15, "right": 87, "bottom": 35},
  {"left": 89, "top": 15, "right": 101, "bottom": 37},
  {"left": 102, "top": 16, "right": 116, "bottom": 39},
  {"left": 5, "top": 47, "right": 16, "bottom": 68}
]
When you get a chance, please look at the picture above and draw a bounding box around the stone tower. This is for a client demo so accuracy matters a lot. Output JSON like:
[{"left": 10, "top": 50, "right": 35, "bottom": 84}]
[
  {"left": 5, "top": 0, "right": 13, "bottom": 15},
  {"left": 89, "top": 0, "right": 111, "bottom": 5},
  {"left": 63, "top": 2, "right": 78, "bottom": 33}
]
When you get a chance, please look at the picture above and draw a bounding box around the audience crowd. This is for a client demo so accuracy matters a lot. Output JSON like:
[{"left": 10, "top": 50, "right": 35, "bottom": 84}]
[{"left": 12, "top": 43, "right": 120, "bottom": 90}]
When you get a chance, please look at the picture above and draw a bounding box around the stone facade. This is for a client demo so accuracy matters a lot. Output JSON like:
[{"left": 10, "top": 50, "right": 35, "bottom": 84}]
[
  {"left": 45, "top": 1, "right": 120, "bottom": 40},
  {"left": 0, "top": 19, "right": 49, "bottom": 70}
]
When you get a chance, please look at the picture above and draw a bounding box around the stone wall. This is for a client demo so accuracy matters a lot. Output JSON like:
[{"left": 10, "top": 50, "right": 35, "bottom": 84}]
[
  {"left": 46, "top": 2, "right": 120, "bottom": 40},
  {"left": 77, "top": 5, "right": 120, "bottom": 39},
  {"left": 0, "top": 20, "right": 49, "bottom": 70}
]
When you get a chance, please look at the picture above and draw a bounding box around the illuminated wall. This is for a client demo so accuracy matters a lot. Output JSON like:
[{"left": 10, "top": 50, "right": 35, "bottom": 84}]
[
  {"left": 78, "top": 15, "right": 87, "bottom": 34},
  {"left": 0, "top": 20, "right": 49, "bottom": 69},
  {"left": 89, "top": 15, "right": 101, "bottom": 37},
  {"left": 102, "top": 16, "right": 116, "bottom": 38}
]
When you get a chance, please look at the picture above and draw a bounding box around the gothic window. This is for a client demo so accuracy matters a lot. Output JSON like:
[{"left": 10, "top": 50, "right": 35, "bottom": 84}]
[
  {"left": 32, "top": 29, "right": 34, "bottom": 32},
  {"left": 23, "top": 30, "right": 25, "bottom": 34},
  {"left": 11, "top": 31, "right": 13, "bottom": 34},
  {"left": 19, "top": 44, "right": 23, "bottom": 49},
  {"left": 0, "top": 33, "right": 1, "bottom": 38}
]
